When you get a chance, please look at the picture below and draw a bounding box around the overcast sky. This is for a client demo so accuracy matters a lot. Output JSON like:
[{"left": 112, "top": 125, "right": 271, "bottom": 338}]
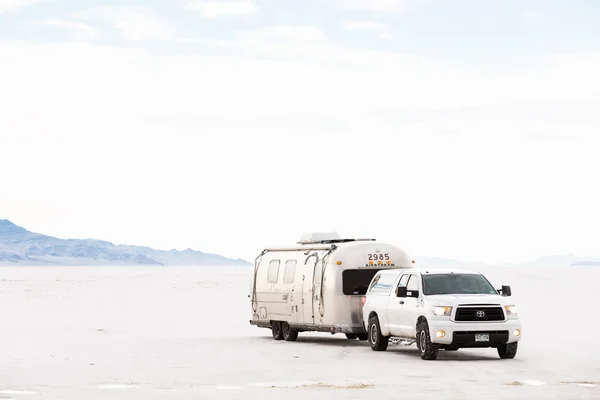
[{"left": 1, "top": 0, "right": 599, "bottom": 264}]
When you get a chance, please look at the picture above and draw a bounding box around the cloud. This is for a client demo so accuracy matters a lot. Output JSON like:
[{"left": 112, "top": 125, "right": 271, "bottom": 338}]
[
  {"left": 342, "top": 20, "right": 392, "bottom": 39},
  {"left": 183, "top": 0, "right": 258, "bottom": 18},
  {"left": 327, "top": 0, "right": 431, "bottom": 12},
  {"left": 37, "top": 19, "right": 97, "bottom": 40},
  {"left": 71, "top": 6, "right": 172, "bottom": 40},
  {"left": 239, "top": 25, "right": 327, "bottom": 44},
  {"left": 523, "top": 11, "right": 544, "bottom": 25},
  {"left": 0, "top": 0, "right": 47, "bottom": 14},
  {"left": 1, "top": 38, "right": 599, "bottom": 263}
]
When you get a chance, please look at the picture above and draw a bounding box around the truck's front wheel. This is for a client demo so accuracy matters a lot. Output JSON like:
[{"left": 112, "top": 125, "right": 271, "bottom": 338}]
[
  {"left": 497, "top": 342, "right": 518, "bottom": 359},
  {"left": 417, "top": 320, "right": 439, "bottom": 360},
  {"left": 368, "top": 315, "right": 388, "bottom": 351}
]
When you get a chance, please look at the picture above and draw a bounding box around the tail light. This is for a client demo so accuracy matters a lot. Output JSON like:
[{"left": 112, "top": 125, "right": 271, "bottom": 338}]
[{"left": 361, "top": 297, "right": 367, "bottom": 306}]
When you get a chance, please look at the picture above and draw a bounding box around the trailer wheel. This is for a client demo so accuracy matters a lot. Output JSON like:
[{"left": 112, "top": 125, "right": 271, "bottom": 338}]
[
  {"left": 368, "top": 315, "right": 388, "bottom": 351},
  {"left": 271, "top": 321, "right": 283, "bottom": 340},
  {"left": 282, "top": 322, "right": 298, "bottom": 341},
  {"left": 345, "top": 333, "right": 358, "bottom": 340}
]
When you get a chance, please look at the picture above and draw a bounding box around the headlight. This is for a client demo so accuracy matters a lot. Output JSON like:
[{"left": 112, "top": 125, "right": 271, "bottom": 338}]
[
  {"left": 432, "top": 306, "right": 452, "bottom": 316},
  {"left": 504, "top": 305, "right": 518, "bottom": 315}
]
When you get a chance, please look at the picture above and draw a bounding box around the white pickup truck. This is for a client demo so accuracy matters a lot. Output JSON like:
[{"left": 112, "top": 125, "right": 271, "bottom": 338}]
[{"left": 362, "top": 268, "right": 522, "bottom": 360}]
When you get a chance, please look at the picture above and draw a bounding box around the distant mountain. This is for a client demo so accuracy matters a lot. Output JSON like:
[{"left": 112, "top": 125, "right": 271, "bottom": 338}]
[
  {"left": 412, "top": 256, "right": 478, "bottom": 267},
  {"left": 413, "top": 254, "right": 600, "bottom": 268},
  {"left": 523, "top": 254, "right": 600, "bottom": 267},
  {"left": 0, "top": 219, "right": 251, "bottom": 266}
]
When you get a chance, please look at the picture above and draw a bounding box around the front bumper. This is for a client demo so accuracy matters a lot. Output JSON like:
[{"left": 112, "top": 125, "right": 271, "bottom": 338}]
[{"left": 428, "top": 318, "right": 522, "bottom": 347}]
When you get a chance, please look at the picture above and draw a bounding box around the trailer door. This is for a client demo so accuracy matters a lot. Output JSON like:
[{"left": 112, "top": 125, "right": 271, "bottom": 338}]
[
  {"left": 302, "top": 254, "right": 319, "bottom": 326},
  {"left": 312, "top": 258, "right": 323, "bottom": 325}
]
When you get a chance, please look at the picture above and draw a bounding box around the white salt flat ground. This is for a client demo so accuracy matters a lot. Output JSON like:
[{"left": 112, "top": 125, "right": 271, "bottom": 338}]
[{"left": 1, "top": 265, "right": 599, "bottom": 399}]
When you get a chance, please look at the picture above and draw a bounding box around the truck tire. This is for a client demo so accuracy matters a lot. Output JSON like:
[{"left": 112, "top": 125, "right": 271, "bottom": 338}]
[
  {"left": 345, "top": 333, "right": 358, "bottom": 340},
  {"left": 417, "top": 320, "right": 439, "bottom": 360},
  {"left": 368, "top": 315, "right": 388, "bottom": 351},
  {"left": 357, "top": 333, "right": 368, "bottom": 341},
  {"left": 271, "top": 321, "right": 284, "bottom": 340},
  {"left": 282, "top": 322, "right": 298, "bottom": 342},
  {"left": 497, "top": 342, "right": 518, "bottom": 359}
]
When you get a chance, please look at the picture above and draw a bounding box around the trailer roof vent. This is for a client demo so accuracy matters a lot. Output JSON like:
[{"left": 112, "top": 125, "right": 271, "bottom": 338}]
[{"left": 298, "top": 232, "right": 342, "bottom": 244}]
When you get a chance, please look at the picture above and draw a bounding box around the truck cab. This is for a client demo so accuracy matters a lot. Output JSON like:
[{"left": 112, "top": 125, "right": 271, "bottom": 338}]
[{"left": 362, "top": 268, "right": 522, "bottom": 360}]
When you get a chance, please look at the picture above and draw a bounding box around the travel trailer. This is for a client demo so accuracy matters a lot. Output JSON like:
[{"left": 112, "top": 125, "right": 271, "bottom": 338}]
[{"left": 248, "top": 232, "right": 414, "bottom": 341}]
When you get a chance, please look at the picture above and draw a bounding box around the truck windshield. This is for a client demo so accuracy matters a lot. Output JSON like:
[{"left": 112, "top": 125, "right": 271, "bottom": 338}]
[{"left": 422, "top": 274, "right": 497, "bottom": 295}]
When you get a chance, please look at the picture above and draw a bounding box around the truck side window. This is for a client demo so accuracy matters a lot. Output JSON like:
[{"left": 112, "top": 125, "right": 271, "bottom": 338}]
[
  {"left": 369, "top": 273, "right": 396, "bottom": 294},
  {"left": 283, "top": 260, "right": 296, "bottom": 283},
  {"left": 398, "top": 274, "right": 409, "bottom": 287},
  {"left": 267, "top": 260, "right": 280, "bottom": 283},
  {"left": 407, "top": 275, "right": 419, "bottom": 291},
  {"left": 368, "top": 274, "right": 381, "bottom": 291}
]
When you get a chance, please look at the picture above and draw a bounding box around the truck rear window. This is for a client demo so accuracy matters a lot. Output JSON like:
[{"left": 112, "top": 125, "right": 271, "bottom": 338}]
[{"left": 342, "top": 269, "right": 381, "bottom": 295}]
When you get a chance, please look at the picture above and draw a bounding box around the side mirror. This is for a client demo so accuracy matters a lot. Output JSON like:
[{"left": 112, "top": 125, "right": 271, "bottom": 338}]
[
  {"left": 396, "top": 286, "right": 407, "bottom": 298},
  {"left": 497, "top": 285, "right": 512, "bottom": 296}
]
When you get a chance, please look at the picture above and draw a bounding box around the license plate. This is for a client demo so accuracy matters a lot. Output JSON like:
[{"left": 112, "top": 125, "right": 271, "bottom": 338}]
[{"left": 475, "top": 333, "right": 490, "bottom": 342}]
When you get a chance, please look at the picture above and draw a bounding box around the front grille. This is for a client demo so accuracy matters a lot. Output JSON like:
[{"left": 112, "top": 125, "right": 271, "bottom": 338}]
[
  {"left": 454, "top": 306, "right": 505, "bottom": 321},
  {"left": 452, "top": 330, "right": 509, "bottom": 346}
]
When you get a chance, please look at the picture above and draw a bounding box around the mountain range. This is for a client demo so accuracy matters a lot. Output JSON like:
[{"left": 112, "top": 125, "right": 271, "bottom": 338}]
[
  {"left": 1, "top": 219, "right": 598, "bottom": 267},
  {"left": 413, "top": 254, "right": 600, "bottom": 268},
  {"left": 0, "top": 219, "right": 251, "bottom": 266}
]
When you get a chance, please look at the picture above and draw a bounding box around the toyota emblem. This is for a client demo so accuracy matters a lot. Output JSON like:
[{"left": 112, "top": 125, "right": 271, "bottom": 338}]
[{"left": 476, "top": 310, "right": 486, "bottom": 318}]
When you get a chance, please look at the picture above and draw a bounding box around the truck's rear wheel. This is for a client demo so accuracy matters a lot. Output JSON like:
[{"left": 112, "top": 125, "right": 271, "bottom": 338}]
[
  {"left": 497, "top": 342, "right": 518, "bottom": 359},
  {"left": 357, "top": 333, "right": 368, "bottom": 341},
  {"left": 417, "top": 320, "right": 439, "bottom": 360},
  {"left": 368, "top": 315, "right": 388, "bottom": 351},
  {"left": 282, "top": 322, "right": 298, "bottom": 341},
  {"left": 271, "top": 321, "right": 283, "bottom": 340},
  {"left": 345, "top": 333, "right": 358, "bottom": 340}
]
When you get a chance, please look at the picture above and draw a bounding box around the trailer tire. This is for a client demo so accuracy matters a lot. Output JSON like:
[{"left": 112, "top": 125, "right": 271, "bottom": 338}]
[
  {"left": 497, "top": 342, "right": 518, "bottom": 359},
  {"left": 368, "top": 315, "right": 388, "bottom": 351},
  {"left": 271, "top": 321, "right": 283, "bottom": 340},
  {"left": 357, "top": 333, "right": 368, "bottom": 341},
  {"left": 345, "top": 333, "right": 358, "bottom": 340},
  {"left": 282, "top": 322, "right": 298, "bottom": 341}
]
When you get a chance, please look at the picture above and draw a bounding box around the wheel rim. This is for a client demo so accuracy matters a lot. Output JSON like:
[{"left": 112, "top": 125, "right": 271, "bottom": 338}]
[
  {"left": 370, "top": 324, "right": 377, "bottom": 344},
  {"left": 419, "top": 331, "right": 426, "bottom": 353}
]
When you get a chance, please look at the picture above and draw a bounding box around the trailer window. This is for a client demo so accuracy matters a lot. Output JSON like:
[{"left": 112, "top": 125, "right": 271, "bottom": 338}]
[
  {"left": 342, "top": 269, "right": 381, "bottom": 295},
  {"left": 267, "top": 260, "right": 280, "bottom": 283},
  {"left": 283, "top": 260, "right": 296, "bottom": 283}
]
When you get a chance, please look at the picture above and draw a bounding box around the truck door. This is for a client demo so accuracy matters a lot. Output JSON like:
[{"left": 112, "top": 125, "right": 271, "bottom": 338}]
[
  {"left": 397, "top": 274, "right": 421, "bottom": 338},
  {"left": 385, "top": 273, "right": 409, "bottom": 336}
]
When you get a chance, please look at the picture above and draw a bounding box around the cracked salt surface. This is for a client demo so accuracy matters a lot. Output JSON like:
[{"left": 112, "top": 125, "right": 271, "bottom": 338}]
[
  {"left": 519, "top": 380, "right": 546, "bottom": 386},
  {"left": 1, "top": 265, "right": 600, "bottom": 399},
  {"left": 96, "top": 384, "right": 140, "bottom": 389},
  {"left": 0, "top": 390, "right": 39, "bottom": 395}
]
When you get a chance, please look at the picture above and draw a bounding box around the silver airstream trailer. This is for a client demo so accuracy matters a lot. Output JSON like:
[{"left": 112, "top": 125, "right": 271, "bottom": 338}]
[{"left": 249, "top": 232, "right": 414, "bottom": 341}]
